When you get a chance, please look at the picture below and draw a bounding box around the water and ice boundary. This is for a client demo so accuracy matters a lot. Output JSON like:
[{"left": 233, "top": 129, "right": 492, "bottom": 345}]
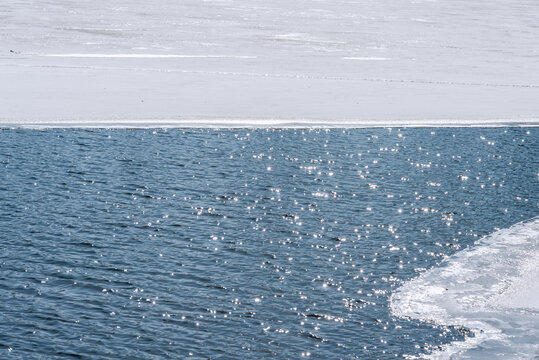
[
  {"left": 390, "top": 217, "right": 539, "bottom": 359},
  {"left": 1, "top": 118, "right": 538, "bottom": 129}
]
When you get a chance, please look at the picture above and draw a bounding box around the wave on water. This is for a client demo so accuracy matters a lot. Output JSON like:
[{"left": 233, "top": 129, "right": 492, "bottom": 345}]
[{"left": 391, "top": 217, "right": 539, "bottom": 359}]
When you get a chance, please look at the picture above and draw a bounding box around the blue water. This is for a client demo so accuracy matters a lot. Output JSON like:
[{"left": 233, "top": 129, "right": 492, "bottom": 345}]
[{"left": 0, "top": 128, "right": 537, "bottom": 359}]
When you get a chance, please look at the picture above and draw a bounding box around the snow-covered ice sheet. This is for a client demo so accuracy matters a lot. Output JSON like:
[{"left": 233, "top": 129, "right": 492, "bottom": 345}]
[
  {"left": 1, "top": 0, "right": 539, "bottom": 126},
  {"left": 391, "top": 217, "right": 539, "bottom": 359}
]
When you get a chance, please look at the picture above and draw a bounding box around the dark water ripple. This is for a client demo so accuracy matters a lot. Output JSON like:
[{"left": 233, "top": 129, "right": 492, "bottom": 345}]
[{"left": 0, "top": 128, "right": 537, "bottom": 359}]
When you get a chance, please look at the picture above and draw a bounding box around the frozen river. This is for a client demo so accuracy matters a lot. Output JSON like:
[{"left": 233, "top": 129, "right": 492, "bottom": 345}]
[{"left": 1, "top": 0, "right": 539, "bottom": 125}]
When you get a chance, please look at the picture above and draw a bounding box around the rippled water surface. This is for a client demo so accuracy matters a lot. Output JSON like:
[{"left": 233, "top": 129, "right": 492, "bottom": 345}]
[{"left": 0, "top": 128, "right": 537, "bottom": 359}]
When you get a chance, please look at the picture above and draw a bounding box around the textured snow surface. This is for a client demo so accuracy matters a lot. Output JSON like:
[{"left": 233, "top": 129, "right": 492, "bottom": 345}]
[{"left": 1, "top": 0, "right": 539, "bottom": 126}]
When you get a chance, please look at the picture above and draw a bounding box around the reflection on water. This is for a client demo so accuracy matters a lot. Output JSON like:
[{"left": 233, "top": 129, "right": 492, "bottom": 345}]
[{"left": 0, "top": 128, "right": 537, "bottom": 358}]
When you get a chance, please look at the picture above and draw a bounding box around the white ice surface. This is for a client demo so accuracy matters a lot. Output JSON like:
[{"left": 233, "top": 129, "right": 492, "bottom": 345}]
[
  {"left": 1, "top": 0, "right": 539, "bottom": 126},
  {"left": 391, "top": 218, "right": 539, "bottom": 359}
]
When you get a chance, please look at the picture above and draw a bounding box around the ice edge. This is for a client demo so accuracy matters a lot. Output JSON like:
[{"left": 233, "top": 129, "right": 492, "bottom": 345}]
[
  {"left": 1, "top": 118, "right": 538, "bottom": 129},
  {"left": 390, "top": 217, "right": 539, "bottom": 359}
]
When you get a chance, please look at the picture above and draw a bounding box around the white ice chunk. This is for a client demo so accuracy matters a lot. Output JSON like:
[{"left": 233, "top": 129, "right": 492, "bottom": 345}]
[{"left": 391, "top": 217, "right": 539, "bottom": 359}]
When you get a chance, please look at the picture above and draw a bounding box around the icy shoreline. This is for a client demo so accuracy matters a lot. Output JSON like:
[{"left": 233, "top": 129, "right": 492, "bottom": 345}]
[{"left": 1, "top": 118, "right": 538, "bottom": 129}]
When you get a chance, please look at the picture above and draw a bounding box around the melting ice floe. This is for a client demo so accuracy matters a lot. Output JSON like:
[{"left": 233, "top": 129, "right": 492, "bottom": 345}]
[{"left": 390, "top": 217, "right": 539, "bottom": 359}]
